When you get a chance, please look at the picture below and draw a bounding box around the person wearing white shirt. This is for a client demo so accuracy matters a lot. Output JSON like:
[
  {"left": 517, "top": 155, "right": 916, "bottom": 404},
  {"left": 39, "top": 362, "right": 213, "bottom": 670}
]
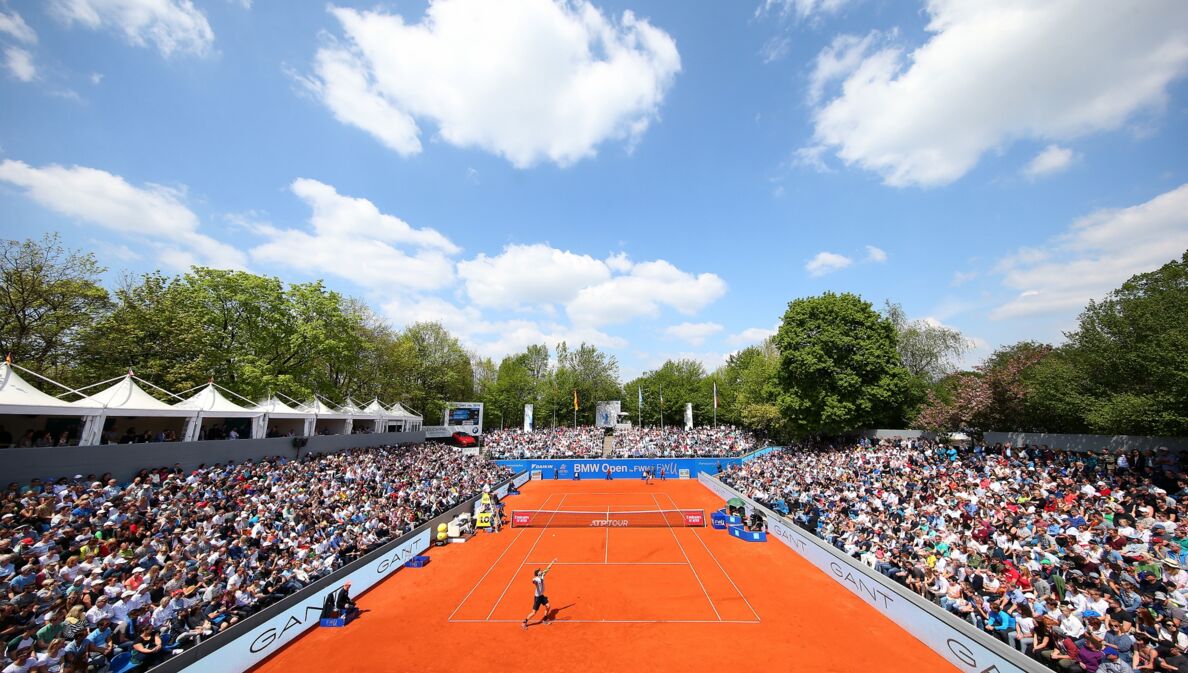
[
  {"left": 85, "top": 597, "right": 114, "bottom": 626},
  {"left": 1058, "top": 606, "right": 1085, "bottom": 639}
]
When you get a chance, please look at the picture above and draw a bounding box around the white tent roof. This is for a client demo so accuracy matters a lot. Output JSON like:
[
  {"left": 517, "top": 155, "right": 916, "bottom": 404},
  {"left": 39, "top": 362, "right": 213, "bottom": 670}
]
[
  {"left": 78, "top": 374, "right": 195, "bottom": 417},
  {"left": 337, "top": 398, "right": 366, "bottom": 416},
  {"left": 0, "top": 362, "right": 99, "bottom": 416},
  {"left": 387, "top": 402, "right": 422, "bottom": 420},
  {"left": 252, "top": 396, "right": 313, "bottom": 419},
  {"left": 300, "top": 398, "right": 350, "bottom": 419},
  {"left": 173, "top": 383, "right": 261, "bottom": 418},
  {"left": 362, "top": 399, "right": 388, "bottom": 417}
]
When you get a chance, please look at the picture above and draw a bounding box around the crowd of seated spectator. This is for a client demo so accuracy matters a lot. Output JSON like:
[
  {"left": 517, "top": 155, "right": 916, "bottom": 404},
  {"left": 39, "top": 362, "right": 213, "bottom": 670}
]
[
  {"left": 721, "top": 438, "right": 1188, "bottom": 672},
  {"left": 610, "top": 425, "right": 764, "bottom": 458},
  {"left": 483, "top": 425, "right": 765, "bottom": 459},
  {"left": 0, "top": 444, "right": 509, "bottom": 672}
]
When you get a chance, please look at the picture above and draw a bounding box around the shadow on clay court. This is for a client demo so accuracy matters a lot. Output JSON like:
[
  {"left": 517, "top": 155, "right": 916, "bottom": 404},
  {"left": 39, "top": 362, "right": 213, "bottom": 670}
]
[{"left": 528, "top": 603, "right": 576, "bottom": 627}]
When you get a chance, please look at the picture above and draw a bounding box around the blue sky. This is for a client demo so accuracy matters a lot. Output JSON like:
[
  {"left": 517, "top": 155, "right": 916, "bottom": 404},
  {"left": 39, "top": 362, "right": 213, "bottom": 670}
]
[{"left": 2, "top": 0, "right": 1187, "bottom": 380}]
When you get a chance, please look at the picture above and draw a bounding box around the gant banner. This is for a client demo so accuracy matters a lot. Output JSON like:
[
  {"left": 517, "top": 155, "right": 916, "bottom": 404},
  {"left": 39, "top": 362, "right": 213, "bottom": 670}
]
[{"left": 697, "top": 474, "right": 1043, "bottom": 673}]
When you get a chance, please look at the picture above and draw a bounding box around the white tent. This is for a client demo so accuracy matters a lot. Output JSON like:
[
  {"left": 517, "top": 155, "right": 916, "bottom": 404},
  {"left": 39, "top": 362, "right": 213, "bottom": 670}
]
[
  {"left": 75, "top": 372, "right": 197, "bottom": 445},
  {"left": 355, "top": 398, "right": 388, "bottom": 434},
  {"left": 252, "top": 396, "right": 314, "bottom": 438},
  {"left": 301, "top": 397, "right": 352, "bottom": 435},
  {"left": 386, "top": 402, "right": 422, "bottom": 432},
  {"left": 0, "top": 361, "right": 101, "bottom": 447},
  {"left": 173, "top": 383, "right": 262, "bottom": 441}
]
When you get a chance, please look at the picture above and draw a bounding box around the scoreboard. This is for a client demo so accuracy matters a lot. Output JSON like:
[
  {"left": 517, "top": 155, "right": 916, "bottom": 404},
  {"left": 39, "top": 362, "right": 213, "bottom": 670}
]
[{"left": 443, "top": 402, "right": 484, "bottom": 435}]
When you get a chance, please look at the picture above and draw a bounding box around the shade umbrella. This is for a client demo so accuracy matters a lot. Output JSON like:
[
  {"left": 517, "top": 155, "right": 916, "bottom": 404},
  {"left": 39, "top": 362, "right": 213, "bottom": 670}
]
[{"left": 727, "top": 497, "right": 745, "bottom": 508}]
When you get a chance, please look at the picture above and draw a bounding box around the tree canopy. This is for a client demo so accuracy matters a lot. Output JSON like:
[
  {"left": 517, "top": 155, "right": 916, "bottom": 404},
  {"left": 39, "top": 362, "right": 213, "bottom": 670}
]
[
  {"left": 774, "top": 292, "right": 909, "bottom": 436},
  {"left": 3, "top": 233, "right": 1184, "bottom": 439}
]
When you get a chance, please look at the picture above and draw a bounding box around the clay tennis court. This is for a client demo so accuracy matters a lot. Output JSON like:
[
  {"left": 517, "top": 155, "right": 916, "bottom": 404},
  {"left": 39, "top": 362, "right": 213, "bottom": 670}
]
[{"left": 252, "top": 479, "right": 954, "bottom": 673}]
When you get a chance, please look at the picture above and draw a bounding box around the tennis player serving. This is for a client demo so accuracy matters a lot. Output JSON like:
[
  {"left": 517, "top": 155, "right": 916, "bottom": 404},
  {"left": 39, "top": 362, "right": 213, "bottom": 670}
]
[{"left": 522, "top": 558, "right": 557, "bottom": 629}]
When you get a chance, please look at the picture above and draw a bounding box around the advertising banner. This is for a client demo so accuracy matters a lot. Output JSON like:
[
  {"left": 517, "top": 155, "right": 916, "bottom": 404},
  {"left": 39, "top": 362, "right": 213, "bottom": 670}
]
[
  {"left": 182, "top": 529, "right": 430, "bottom": 673},
  {"left": 524, "top": 404, "right": 534, "bottom": 432},
  {"left": 684, "top": 403, "right": 693, "bottom": 430},
  {"left": 494, "top": 457, "right": 739, "bottom": 480},
  {"left": 697, "top": 474, "right": 1043, "bottom": 673}
]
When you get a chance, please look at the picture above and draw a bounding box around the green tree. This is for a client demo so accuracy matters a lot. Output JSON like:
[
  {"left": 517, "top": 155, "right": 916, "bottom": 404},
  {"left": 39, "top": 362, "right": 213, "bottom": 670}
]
[
  {"left": 0, "top": 234, "right": 109, "bottom": 378},
  {"left": 1062, "top": 250, "right": 1188, "bottom": 435},
  {"left": 554, "top": 341, "right": 620, "bottom": 425},
  {"left": 774, "top": 292, "right": 909, "bottom": 436},
  {"left": 395, "top": 322, "right": 473, "bottom": 423},
  {"left": 624, "top": 358, "right": 710, "bottom": 427}
]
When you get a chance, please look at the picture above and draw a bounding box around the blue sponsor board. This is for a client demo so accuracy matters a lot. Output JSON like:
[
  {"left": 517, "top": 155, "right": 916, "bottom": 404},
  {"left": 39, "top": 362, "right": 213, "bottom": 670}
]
[{"left": 493, "top": 457, "right": 740, "bottom": 480}]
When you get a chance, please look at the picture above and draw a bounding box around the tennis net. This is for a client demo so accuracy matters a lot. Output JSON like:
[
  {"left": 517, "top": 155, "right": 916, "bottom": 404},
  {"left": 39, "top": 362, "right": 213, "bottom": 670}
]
[{"left": 511, "top": 509, "right": 705, "bottom": 528}]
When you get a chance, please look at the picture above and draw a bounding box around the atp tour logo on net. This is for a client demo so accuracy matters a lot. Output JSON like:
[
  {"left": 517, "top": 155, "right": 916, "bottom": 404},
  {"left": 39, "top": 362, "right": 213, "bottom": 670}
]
[{"left": 589, "top": 518, "right": 629, "bottom": 527}]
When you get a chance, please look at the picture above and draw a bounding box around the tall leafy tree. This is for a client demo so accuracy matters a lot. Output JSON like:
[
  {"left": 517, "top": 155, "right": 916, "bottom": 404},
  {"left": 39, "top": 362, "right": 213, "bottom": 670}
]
[
  {"left": 395, "top": 322, "right": 473, "bottom": 423},
  {"left": 0, "top": 234, "right": 109, "bottom": 378},
  {"left": 1062, "top": 250, "right": 1188, "bottom": 435},
  {"left": 774, "top": 292, "right": 909, "bottom": 436}
]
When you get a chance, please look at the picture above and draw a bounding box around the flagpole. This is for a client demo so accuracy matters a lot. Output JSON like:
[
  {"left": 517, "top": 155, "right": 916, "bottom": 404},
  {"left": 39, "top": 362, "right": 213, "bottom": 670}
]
[
  {"left": 713, "top": 381, "right": 718, "bottom": 427},
  {"left": 659, "top": 384, "right": 664, "bottom": 431}
]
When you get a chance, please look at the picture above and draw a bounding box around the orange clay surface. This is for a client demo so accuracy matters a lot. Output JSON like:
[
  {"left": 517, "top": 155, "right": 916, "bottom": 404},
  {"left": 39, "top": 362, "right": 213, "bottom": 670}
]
[{"left": 252, "top": 479, "right": 955, "bottom": 673}]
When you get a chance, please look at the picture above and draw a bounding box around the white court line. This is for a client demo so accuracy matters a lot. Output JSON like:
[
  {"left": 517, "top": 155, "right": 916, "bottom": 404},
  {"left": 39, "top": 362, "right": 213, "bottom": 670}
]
[
  {"left": 522, "top": 562, "right": 687, "bottom": 566},
  {"left": 485, "top": 493, "right": 568, "bottom": 620},
  {"left": 446, "top": 492, "right": 557, "bottom": 622},
  {"left": 662, "top": 492, "right": 761, "bottom": 622},
  {"left": 604, "top": 505, "right": 610, "bottom": 564},
  {"left": 652, "top": 492, "right": 721, "bottom": 621},
  {"left": 446, "top": 623, "right": 760, "bottom": 627}
]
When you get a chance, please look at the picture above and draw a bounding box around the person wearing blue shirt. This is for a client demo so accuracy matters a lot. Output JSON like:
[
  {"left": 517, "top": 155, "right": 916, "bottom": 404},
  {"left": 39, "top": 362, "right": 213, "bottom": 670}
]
[{"left": 984, "top": 608, "right": 1015, "bottom": 644}]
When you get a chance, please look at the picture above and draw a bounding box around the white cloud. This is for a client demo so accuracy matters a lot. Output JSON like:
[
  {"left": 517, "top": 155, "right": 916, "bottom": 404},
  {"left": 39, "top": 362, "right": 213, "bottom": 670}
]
[
  {"left": 760, "top": 35, "right": 790, "bottom": 64},
  {"left": 807, "top": 1, "right": 1188, "bottom": 187},
  {"left": 805, "top": 251, "right": 852, "bottom": 276},
  {"left": 605, "top": 251, "right": 633, "bottom": 273},
  {"left": 991, "top": 182, "right": 1188, "bottom": 319},
  {"left": 90, "top": 72, "right": 103, "bottom": 85},
  {"left": 757, "top": 0, "right": 853, "bottom": 21},
  {"left": 250, "top": 179, "right": 458, "bottom": 292},
  {"left": 566, "top": 259, "right": 726, "bottom": 326},
  {"left": 49, "top": 0, "right": 214, "bottom": 57},
  {"left": 864, "top": 244, "right": 887, "bottom": 262},
  {"left": 726, "top": 326, "right": 776, "bottom": 346},
  {"left": 0, "top": 10, "right": 37, "bottom": 43},
  {"left": 664, "top": 322, "right": 722, "bottom": 346},
  {"left": 0, "top": 159, "right": 246, "bottom": 269},
  {"left": 4, "top": 46, "right": 35, "bottom": 81},
  {"left": 807, "top": 31, "right": 878, "bottom": 104},
  {"left": 302, "top": 0, "right": 681, "bottom": 167},
  {"left": 380, "top": 295, "right": 625, "bottom": 359},
  {"left": 457, "top": 244, "right": 611, "bottom": 310},
  {"left": 950, "top": 270, "right": 978, "bottom": 286},
  {"left": 1022, "top": 144, "right": 1076, "bottom": 178}
]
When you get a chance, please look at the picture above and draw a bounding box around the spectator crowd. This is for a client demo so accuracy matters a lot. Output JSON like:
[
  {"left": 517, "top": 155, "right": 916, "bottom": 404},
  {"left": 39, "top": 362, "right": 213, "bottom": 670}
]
[
  {"left": 721, "top": 439, "right": 1188, "bottom": 673},
  {"left": 483, "top": 425, "right": 765, "bottom": 459},
  {"left": 1, "top": 444, "right": 509, "bottom": 672}
]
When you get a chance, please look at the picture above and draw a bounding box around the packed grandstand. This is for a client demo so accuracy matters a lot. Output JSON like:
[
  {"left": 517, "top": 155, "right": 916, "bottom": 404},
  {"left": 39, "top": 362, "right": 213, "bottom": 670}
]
[
  {"left": 720, "top": 438, "right": 1188, "bottom": 671},
  {"left": 482, "top": 425, "right": 766, "bottom": 459},
  {"left": 0, "top": 444, "right": 509, "bottom": 671}
]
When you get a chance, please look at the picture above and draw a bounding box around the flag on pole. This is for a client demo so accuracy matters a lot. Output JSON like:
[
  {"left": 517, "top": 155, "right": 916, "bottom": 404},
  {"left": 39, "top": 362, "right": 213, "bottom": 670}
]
[
  {"left": 637, "top": 385, "right": 642, "bottom": 407},
  {"left": 713, "top": 381, "right": 718, "bottom": 409},
  {"left": 659, "top": 385, "right": 664, "bottom": 408},
  {"left": 572, "top": 389, "right": 579, "bottom": 411}
]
